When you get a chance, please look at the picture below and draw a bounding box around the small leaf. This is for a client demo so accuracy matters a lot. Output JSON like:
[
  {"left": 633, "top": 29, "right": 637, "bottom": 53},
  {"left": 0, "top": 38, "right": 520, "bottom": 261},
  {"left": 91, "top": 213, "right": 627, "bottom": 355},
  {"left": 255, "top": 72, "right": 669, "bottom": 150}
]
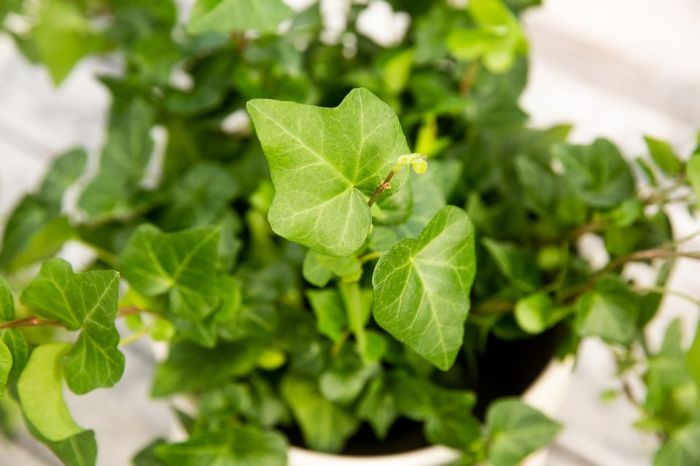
[
  {"left": 120, "top": 225, "right": 221, "bottom": 320},
  {"left": 21, "top": 259, "right": 124, "bottom": 393},
  {"left": 189, "top": 0, "right": 294, "bottom": 35},
  {"left": 0, "top": 329, "right": 28, "bottom": 384},
  {"left": 0, "top": 277, "right": 14, "bottom": 320},
  {"left": 357, "top": 376, "right": 397, "bottom": 439},
  {"left": 486, "top": 398, "right": 561, "bottom": 466},
  {"left": 515, "top": 293, "right": 569, "bottom": 334},
  {"left": 156, "top": 427, "right": 287, "bottom": 466},
  {"left": 654, "top": 422, "right": 700, "bottom": 466},
  {"left": 575, "top": 276, "right": 639, "bottom": 346},
  {"left": 0, "top": 338, "right": 12, "bottom": 397},
  {"left": 281, "top": 375, "right": 359, "bottom": 453},
  {"left": 644, "top": 136, "right": 683, "bottom": 177},
  {"left": 319, "top": 347, "right": 377, "bottom": 404},
  {"left": 554, "top": 138, "right": 635, "bottom": 209},
  {"left": 248, "top": 88, "right": 410, "bottom": 256},
  {"left": 483, "top": 238, "right": 540, "bottom": 292},
  {"left": 303, "top": 250, "right": 362, "bottom": 286},
  {"left": 18, "top": 343, "right": 83, "bottom": 442},
  {"left": 373, "top": 206, "right": 476, "bottom": 370},
  {"left": 425, "top": 389, "right": 480, "bottom": 450},
  {"left": 26, "top": 423, "right": 97, "bottom": 466},
  {"left": 306, "top": 289, "right": 347, "bottom": 342},
  {"left": 151, "top": 340, "right": 264, "bottom": 397},
  {"left": 687, "top": 154, "right": 700, "bottom": 206}
]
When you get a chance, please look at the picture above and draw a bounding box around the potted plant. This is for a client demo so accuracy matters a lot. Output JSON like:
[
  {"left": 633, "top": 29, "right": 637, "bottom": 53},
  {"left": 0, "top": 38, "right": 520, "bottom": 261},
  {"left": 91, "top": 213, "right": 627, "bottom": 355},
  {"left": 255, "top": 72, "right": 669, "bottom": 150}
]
[{"left": 0, "top": 1, "right": 699, "bottom": 465}]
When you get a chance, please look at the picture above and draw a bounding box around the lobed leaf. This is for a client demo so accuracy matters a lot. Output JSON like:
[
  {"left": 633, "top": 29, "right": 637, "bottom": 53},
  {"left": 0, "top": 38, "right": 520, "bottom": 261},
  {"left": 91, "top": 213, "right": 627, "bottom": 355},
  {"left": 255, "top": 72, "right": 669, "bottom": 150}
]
[
  {"left": 248, "top": 88, "right": 410, "bottom": 256},
  {"left": 373, "top": 206, "right": 476, "bottom": 370},
  {"left": 21, "top": 259, "right": 124, "bottom": 393}
]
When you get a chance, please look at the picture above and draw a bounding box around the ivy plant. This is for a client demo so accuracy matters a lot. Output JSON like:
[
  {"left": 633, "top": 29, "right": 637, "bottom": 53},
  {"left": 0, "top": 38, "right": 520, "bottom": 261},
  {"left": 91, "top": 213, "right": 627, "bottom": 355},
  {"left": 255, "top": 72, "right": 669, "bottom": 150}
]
[{"left": 1, "top": 1, "right": 699, "bottom": 466}]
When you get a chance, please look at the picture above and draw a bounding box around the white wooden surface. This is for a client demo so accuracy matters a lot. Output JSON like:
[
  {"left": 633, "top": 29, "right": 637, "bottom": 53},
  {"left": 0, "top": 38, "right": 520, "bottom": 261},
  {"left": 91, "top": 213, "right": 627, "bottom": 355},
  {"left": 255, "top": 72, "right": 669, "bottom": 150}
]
[{"left": 2, "top": 1, "right": 700, "bottom": 464}]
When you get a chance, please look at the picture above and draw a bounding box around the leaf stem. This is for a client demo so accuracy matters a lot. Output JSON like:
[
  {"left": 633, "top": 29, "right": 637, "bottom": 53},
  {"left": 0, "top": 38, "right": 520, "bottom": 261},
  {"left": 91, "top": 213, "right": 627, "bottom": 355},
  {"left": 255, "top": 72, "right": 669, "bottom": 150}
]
[
  {"left": 367, "top": 169, "right": 399, "bottom": 207},
  {"left": 0, "top": 316, "right": 62, "bottom": 330},
  {"left": 358, "top": 251, "right": 383, "bottom": 264}
]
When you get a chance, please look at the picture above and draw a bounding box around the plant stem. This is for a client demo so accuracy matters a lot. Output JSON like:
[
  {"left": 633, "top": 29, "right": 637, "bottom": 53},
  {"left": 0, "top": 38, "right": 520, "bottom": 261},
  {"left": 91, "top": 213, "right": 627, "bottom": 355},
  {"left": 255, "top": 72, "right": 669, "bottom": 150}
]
[
  {"left": 358, "top": 251, "right": 383, "bottom": 264},
  {"left": 0, "top": 316, "right": 62, "bottom": 330},
  {"left": 367, "top": 169, "right": 398, "bottom": 207},
  {"left": 339, "top": 281, "right": 367, "bottom": 355}
]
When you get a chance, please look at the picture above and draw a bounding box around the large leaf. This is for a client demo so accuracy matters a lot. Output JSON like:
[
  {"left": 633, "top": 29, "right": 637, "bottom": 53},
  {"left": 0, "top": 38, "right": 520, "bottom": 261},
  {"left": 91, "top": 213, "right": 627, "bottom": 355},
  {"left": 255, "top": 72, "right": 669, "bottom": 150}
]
[
  {"left": 18, "top": 343, "right": 83, "bottom": 441},
  {"left": 280, "top": 375, "right": 359, "bottom": 453},
  {"left": 189, "top": 0, "right": 294, "bottom": 35},
  {"left": 554, "top": 138, "right": 635, "bottom": 209},
  {"left": 120, "top": 225, "right": 221, "bottom": 320},
  {"left": 21, "top": 259, "right": 124, "bottom": 393},
  {"left": 248, "top": 88, "right": 410, "bottom": 256},
  {"left": 486, "top": 398, "right": 561, "bottom": 466},
  {"left": 373, "top": 206, "right": 476, "bottom": 370},
  {"left": 155, "top": 427, "right": 287, "bottom": 466}
]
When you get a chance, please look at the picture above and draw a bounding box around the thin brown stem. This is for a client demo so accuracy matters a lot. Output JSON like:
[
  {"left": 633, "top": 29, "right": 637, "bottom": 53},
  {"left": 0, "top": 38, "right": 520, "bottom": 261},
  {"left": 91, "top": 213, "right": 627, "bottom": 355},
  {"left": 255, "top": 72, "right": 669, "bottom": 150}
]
[
  {"left": 0, "top": 316, "right": 62, "bottom": 330},
  {"left": 367, "top": 169, "right": 398, "bottom": 207}
]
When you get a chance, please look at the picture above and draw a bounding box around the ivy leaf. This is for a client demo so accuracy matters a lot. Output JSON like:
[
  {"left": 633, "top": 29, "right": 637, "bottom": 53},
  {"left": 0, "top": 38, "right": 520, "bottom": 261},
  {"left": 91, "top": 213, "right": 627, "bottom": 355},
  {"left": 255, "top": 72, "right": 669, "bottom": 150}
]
[
  {"left": 21, "top": 259, "right": 124, "bottom": 394},
  {"left": 357, "top": 376, "right": 397, "bottom": 439},
  {"left": 29, "top": 427, "right": 97, "bottom": 466},
  {"left": 515, "top": 293, "right": 569, "bottom": 334},
  {"left": 248, "top": 88, "right": 410, "bottom": 256},
  {"left": 425, "top": 389, "right": 481, "bottom": 450},
  {"left": 575, "top": 276, "right": 640, "bottom": 346},
  {"left": 18, "top": 343, "right": 84, "bottom": 441},
  {"left": 687, "top": 154, "right": 700, "bottom": 207},
  {"left": 151, "top": 340, "right": 264, "bottom": 397},
  {"left": 120, "top": 225, "right": 221, "bottom": 320},
  {"left": 0, "top": 329, "right": 28, "bottom": 385},
  {"left": 644, "top": 136, "right": 683, "bottom": 177},
  {"left": 78, "top": 98, "right": 156, "bottom": 220},
  {"left": 281, "top": 375, "right": 359, "bottom": 453},
  {"left": 31, "top": 0, "right": 100, "bottom": 84},
  {"left": 0, "top": 339, "right": 11, "bottom": 397},
  {"left": 319, "top": 347, "right": 377, "bottom": 405},
  {"left": 373, "top": 206, "right": 476, "bottom": 370},
  {"left": 483, "top": 238, "right": 540, "bottom": 292},
  {"left": 303, "top": 250, "right": 362, "bottom": 287},
  {"left": 0, "top": 148, "right": 86, "bottom": 271},
  {"left": 189, "top": 0, "right": 294, "bottom": 35},
  {"left": 306, "top": 289, "right": 347, "bottom": 342},
  {"left": 554, "top": 138, "right": 635, "bottom": 209},
  {"left": 486, "top": 398, "right": 561, "bottom": 466},
  {"left": 0, "top": 277, "right": 14, "bottom": 321},
  {"left": 654, "top": 422, "right": 700, "bottom": 466},
  {"left": 155, "top": 427, "right": 287, "bottom": 466}
]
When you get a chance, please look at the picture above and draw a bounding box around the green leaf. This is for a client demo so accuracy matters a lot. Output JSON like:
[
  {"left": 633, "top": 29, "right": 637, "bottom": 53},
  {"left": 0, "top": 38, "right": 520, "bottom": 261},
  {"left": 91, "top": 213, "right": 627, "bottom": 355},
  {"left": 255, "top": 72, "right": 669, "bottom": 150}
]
[
  {"left": 483, "top": 238, "right": 540, "bottom": 292},
  {"left": 0, "top": 277, "right": 14, "bottom": 321},
  {"left": 319, "top": 347, "right": 377, "bottom": 404},
  {"left": 151, "top": 340, "right": 264, "bottom": 397},
  {"left": 0, "top": 329, "right": 28, "bottom": 384},
  {"left": 688, "top": 322, "right": 700, "bottom": 388},
  {"left": 515, "top": 293, "right": 569, "bottom": 334},
  {"left": 554, "top": 138, "right": 635, "bottom": 209},
  {"left": 306, "top": 289, "right": 347, "bottom": 342},
  {"left": 189, "top": 0, "right": 294, "bottom": 35},
  {"left": 654, "top": 423, "right": 700, "bottom": 466},
  {"left": 281, "top": 375, "right": 359, "bottom": 453},
  {"left": 644, "top": 136, "right": 683, "bottom": 177},
  {"left": 575, "top": 276, "right": 639, "bottom": 346},
  {"left": 687, "top": 154, "right": 700, "bottom": 207},
  {"left": 31, "top": 0, "right": 99, "bottom": 84},
  {"left": 120, "top": 225, "right": 221, "bottom": 320},
  {"left": 155, "top": 427, "right": 287, "bottom": 466},
  {"left": 248, "top": 88, "right": 410, "bottom": 256},
  {"left": 0, "top": 149, "right": 85, "bottom": 271},
  {"left": 26, "top": 423, "right": 97, "bottom": 466},
  {"left": 21, "top": 259, "right": 124, "bottom": 393},
  {"left": 373, "top": 206, "right": 476, "bottom": 370},
  {"left": 0, "top": 338, "right": 12, "bottom": 397},
  {"left": 486, "top": 398, "right": 561, "bottom": 466},
  {"left": 303, "top": 250, "right": 362, "bottom": 286},
  {"left": 78, "top": 98, "right": 156, "bottom": 220},
  {"left": 357, "top": 376, "right": 397, "bottom": 440},
  {"left": 425, "top": 389, "right": 480, "bottom": 450},
  {"left": 18, "top": 343, "right": 83, "bottom": 442}
]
